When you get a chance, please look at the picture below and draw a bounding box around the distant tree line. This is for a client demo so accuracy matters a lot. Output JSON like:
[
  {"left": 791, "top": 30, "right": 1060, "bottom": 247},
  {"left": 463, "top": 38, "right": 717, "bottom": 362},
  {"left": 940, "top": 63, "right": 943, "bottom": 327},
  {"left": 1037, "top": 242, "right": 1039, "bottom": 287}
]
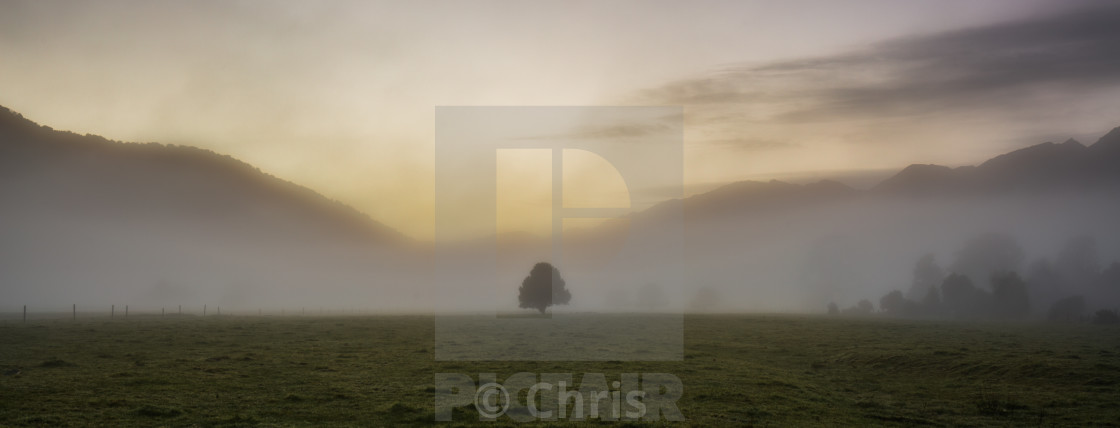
[{"left": 829, "top": 233, "right": 1120, "bottom": 324}]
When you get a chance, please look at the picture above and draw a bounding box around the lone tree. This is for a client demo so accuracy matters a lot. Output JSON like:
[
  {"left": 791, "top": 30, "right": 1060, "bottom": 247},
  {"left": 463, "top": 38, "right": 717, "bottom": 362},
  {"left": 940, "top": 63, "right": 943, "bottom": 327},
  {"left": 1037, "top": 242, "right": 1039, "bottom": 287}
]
[{"left": 518, "top": 262, "right": 571, "bottom": 314}]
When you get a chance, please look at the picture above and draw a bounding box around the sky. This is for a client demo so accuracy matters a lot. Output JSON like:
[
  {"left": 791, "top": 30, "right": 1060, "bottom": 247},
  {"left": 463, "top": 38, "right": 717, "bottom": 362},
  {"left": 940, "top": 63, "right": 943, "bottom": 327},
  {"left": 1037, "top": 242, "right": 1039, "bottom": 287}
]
[{"left": 3, "top": 0, "right": 1120, "bottom": 240}]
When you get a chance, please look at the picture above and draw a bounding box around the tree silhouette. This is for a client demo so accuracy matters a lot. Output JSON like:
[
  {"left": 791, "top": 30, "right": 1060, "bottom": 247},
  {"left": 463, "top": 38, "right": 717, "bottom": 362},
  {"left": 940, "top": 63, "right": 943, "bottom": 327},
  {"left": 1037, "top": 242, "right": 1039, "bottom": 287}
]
[
  {"left": 1027, "top": 258, "right": 1063, "bottom": 311},
  {"left": 1102, "top": 262, "right": 1120, "bottom": 288},
  {"left": 951, "top": 233, "right": 1025, "bottom": 285},
  {"left": 1092, "top": 309, "right": 1120, "bottom": 325},
  {"left": 990, "top": 271, "right": 1031, "bottom": 319},
  {"left": 921, "top": 285, "right": 943, "bottom": 317},
  {"left": 1056, "top": 235, "right": 1100, "bottom": 290},
  {"left": 1099, "top": 262, "right": 1120, "bottom": 309},
  {"left": 922, "top": 285, "right": 941, "bottom": 307},
  {"left": 518, "top": 262, "right": 571, "bottom": 314},
  {"left": 941, "top": 273, "right": 987, "bottom": 319},
  {"left": 857, "top": 299, "right": 874, "bottom": 313},
  {"left": 906, "top": 253, "right": 945, "bottom": 300},
  {"left": 842, "top": 299, "right": 874, "bottom": 315},
  {"left": 1047, "top": 295, "right": 1085, "bottom": 322},
  {"left": 880, "top": 290, "right": 906, "bottom": 315}
]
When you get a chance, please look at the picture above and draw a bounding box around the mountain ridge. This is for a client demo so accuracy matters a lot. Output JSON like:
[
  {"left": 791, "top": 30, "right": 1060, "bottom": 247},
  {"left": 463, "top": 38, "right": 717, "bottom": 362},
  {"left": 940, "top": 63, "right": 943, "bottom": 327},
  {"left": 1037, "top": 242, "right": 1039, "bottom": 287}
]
[
  {"left": 613, "top": 125, "right": 1120, "bottom": 230},
  {"left": 4, "top": 104, "right": 1119, "bottom": 242},
  {"left": 712, "top": 127, "right": 1120, "bottom": 201},
  {"left": 0, "top": 105, "right": 408, "bottom": 246}
]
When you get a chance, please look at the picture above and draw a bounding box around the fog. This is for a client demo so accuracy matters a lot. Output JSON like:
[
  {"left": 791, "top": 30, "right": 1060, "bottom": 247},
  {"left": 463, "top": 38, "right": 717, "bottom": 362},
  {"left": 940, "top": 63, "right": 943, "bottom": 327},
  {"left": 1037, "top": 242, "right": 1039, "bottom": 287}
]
[
  {"left": 422, "top": 186, "right": 1120, "bottom": 315},
  {"left": 3, "top": 105, "right": 1120, "bottom": 318},
  {"left": 4, "top": 192, "right": 1120, "bottom": 318}
]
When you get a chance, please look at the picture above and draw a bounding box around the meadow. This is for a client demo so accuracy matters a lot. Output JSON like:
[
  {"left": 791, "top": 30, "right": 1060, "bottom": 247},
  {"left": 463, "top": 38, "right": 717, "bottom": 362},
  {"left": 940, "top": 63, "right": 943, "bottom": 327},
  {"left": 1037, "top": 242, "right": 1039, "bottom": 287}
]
[{"left": 1, "top": 314, "right": 1119, "bottom": 426}]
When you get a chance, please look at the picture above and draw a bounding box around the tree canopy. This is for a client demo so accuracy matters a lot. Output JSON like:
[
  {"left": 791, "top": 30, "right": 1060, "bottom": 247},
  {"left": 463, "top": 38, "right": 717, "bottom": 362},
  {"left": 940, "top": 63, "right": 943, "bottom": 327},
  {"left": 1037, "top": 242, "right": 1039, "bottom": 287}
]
[{"left": 517, "top": 262, "right": 571, "bottom": 314}]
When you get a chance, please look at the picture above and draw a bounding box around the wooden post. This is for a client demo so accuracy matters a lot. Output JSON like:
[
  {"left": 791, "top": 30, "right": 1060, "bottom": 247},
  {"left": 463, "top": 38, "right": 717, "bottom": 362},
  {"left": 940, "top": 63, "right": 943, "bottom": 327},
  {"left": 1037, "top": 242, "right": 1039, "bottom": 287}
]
[
  {"left": 204, "top": 304, "right": 207, "bottom": 316},
  {"left": 111, "top": 304, "right": 115, "bottom": 319},
  {"left": 125, "top": 305, "right": 128, "bottom": 319},
  {"left": 73, "top": 304, "right": 76, "bottom": 321},
  {"left": 23, "top": 305, "right": 26, "bottom": 323}
]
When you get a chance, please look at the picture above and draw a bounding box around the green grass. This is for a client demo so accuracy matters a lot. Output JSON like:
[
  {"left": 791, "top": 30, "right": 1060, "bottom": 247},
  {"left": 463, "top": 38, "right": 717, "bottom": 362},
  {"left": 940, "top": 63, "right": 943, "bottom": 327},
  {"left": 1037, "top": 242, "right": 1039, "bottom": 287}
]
[{"left": 1, "top": 314, "right": 1118, "bottom": 426}]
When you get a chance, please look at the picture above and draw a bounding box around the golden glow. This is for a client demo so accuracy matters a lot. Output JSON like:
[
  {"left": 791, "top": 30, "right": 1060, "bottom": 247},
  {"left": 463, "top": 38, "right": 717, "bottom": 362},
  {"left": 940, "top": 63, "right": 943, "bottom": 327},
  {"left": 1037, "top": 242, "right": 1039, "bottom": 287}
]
[
  {"left": 4, "top": 1, "right": 1116, "bottom": 240},
  {"left": 495, "top": 149, "right": 633, "bottom": 238},
  {"left": 496, "top": 149, "right": 552, "bottom": 237},
  {"left": 562, "top": 149, "right": 631, "bottom": 209}
]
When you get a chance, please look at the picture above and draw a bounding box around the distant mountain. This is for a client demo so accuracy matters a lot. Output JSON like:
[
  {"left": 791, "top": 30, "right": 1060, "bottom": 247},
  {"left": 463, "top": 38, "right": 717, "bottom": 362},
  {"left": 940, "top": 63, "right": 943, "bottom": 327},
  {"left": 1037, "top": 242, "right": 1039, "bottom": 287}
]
[
  {"left": 875, "top": 128, "right": 1120, "bottom": 195},
  {"left": 680, "top": 179, "right": 856, "bottom": 218},
  {"left": 563, "top": 126, "right": 1120, "bottom": 312},
  {"left": 873, "top": 164, "right": 972, "bottom": 195},
  {"left": 661, "top": 126, "right": 1120, "bottom": 216},
  {"left": 0, "top": 105, "right": 406, "bottom": 245},
  {"left": 1, "top": 105, "right": 411, "bottom": 308}
]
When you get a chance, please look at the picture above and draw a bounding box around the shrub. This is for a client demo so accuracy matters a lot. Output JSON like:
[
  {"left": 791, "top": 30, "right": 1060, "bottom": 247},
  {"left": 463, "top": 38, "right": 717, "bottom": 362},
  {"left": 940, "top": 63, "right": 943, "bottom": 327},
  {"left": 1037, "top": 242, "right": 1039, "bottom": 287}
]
[{"left": 1092, "top": 309, "right": 1120, "bottom": 325}]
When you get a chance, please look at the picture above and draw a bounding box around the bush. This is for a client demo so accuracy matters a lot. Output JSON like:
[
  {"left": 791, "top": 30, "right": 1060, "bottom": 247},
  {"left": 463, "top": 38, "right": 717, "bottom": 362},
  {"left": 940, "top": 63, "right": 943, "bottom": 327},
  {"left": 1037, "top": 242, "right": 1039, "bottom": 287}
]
[
  {"left": 1092, "top": 309, "right": 1120, "bottom": 325},
  {"left": 842, "top": 299, "right": 874, "bottom": 315},
  {"left": 879, "top": 290, "right": 906, "bottom": 315}
]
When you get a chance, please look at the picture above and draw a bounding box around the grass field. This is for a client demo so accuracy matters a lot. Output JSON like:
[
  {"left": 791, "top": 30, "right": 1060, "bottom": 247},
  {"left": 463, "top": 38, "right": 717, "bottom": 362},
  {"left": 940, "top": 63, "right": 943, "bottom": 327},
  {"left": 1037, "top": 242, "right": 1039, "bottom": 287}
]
[{"left": 1, "top": 314, "right": 1119, "bottom": 426}]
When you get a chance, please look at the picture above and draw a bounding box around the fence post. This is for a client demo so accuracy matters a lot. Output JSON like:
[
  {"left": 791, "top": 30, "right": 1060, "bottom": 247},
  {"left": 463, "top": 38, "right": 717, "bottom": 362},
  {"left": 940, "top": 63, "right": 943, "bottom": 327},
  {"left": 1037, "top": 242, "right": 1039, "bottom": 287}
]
[
  {"left": 111, "top": 304, "right": 115, "bottom": 319},
  {"left": 125, "top": 305, "right": 128, "bottom": 319},
  {"left": 73, "top": 304, "right": 76, "bottom": 321},
  {"left": 23, "top": 305, "right": 26, "bottom": 323}
]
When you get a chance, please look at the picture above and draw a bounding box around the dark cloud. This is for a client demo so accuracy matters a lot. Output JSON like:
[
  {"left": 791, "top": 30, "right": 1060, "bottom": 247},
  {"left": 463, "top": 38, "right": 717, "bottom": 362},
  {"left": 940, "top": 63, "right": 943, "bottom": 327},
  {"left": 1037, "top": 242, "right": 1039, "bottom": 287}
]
[{"left": 642, "top": 4, "right": 1120, "bottom": 123}]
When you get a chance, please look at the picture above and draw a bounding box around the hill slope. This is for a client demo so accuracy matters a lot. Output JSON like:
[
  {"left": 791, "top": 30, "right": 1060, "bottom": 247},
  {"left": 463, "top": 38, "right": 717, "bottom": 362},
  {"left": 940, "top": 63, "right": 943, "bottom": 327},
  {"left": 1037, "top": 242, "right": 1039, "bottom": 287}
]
[
  {"left": 0, "top": 106, "right": 411, "bottom": 309},
  {"left": 564, "top": 127, "right": 1120, "bottom": 312},
  {"left": 0, "top": 106, "right": 405, "bottom": 244}
]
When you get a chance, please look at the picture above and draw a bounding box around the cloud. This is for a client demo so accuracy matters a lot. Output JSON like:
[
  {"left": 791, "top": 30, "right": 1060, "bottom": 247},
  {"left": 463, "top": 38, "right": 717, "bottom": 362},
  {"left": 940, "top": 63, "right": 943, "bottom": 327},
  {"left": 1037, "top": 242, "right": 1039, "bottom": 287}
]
[
  {"left": 703, "top": 138, "right": 800, "bottom": 151},
  {"left": 640, "top": 4, "right": 1120, "bottom": 123},
  {"left": 516, "top": 119, "right": 682, "bottom": 141}
]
